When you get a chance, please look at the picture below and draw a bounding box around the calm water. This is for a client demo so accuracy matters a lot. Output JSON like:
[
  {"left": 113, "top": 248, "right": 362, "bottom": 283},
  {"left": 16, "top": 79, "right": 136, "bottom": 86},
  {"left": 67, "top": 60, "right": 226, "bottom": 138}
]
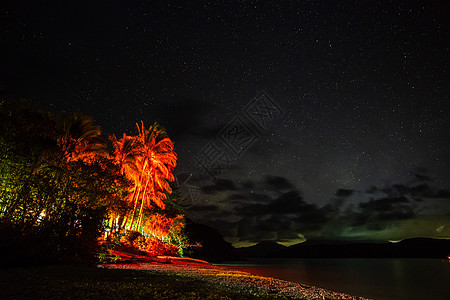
[{"left": 216, "top": 258, "right": 450, "bottom": 300}]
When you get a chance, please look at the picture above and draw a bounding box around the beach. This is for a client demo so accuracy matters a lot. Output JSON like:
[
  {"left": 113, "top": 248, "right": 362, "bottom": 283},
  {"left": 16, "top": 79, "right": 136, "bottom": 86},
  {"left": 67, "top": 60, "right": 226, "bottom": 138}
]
[
  {"left": 100, "top": 256, "right": 370, "bottom": 299},
  {"left": 0, "top": 254, "right": 369, "bottom": 299}
]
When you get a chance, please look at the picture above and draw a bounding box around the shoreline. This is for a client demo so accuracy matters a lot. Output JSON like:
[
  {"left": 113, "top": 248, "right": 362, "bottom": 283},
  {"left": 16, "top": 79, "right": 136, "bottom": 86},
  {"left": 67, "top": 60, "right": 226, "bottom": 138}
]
[
  {"left": 102, "top": 258, "right": 371, "bottom": 299},
  {"left": 0, "top": 251, "right": 371, "bottom": 299}
]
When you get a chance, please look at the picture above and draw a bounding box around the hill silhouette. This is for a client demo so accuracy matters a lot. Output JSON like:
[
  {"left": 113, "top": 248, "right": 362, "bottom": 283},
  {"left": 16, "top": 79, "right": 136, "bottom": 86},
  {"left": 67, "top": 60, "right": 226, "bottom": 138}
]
[{"left": 268, "top": 238, "right": 450, "bottom": 258}]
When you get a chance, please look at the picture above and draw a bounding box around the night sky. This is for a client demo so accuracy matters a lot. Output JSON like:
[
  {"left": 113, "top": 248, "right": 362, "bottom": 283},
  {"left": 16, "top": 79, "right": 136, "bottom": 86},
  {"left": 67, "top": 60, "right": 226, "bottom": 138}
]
[{"left": 1, "top": 1, "right": 449, "bottom": 246}]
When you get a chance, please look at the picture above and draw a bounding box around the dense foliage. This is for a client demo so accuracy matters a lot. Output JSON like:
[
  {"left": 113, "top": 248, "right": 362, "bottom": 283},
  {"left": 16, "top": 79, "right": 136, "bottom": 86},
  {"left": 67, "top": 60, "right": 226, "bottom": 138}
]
[{"left": 0, "top": 99, "right": 186, "bottom": 266}]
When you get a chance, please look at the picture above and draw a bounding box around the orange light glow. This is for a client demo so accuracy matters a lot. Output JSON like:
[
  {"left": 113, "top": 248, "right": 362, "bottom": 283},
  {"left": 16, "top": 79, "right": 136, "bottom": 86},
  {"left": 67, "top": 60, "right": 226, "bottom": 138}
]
[{"left": 109, "top": 121, "right": 177, "bottom": 233}]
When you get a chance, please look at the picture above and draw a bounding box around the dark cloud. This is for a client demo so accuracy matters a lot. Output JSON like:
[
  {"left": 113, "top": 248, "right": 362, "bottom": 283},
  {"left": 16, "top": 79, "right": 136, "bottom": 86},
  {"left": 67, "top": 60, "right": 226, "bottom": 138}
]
[
  {"left": 236, "top": 218, "right": 259, "bottom": 240},
  {"left": 365, "top": 186, "right": 381, "bottom": 194},
  {"left": 241, "top": 180, "right": 255, "bottom": 189},
  {"left": 381, "top": 183, "right": 450, "bottom": 200},
  {"left": 202, "top": 178, "right": 237, "bottom": 194},
  {"left": 230, "top": 187, "right": 335, "bottom": 241},
  {"left": 227, "top": 192, "right": 272, "bottom": 204},
  {"left": 433, "top": 189, "right": 450, "bottom": 198},
  {"left": 409, "top": 184, "right": 434, "bottom": 198},
  {"left": 188, "top": 205, "right": 219, "bottom": 212},
  {"left": 335, "top": 189, "right": 354, "bottom": 197},
  {"left": 188, "top": 175, "right": 334, "bottom": 244},
  {"left": 267, "top": 190, "right": 311, "bottom": 214},
  {"left": 359, "top": 197, "right": 415, "bottom": 221},
  {"left": 235, "top": 190, "right": 307, "bottom": 216},
  {"left": 236, "top": 201, "right": 270, "bottom": 217},
  {"left": 360, "top": 196, "right": 410, "bottom": 211},
  {"left": 254, "top": 216, "right": 294, "bottom": 232},
  {"left": 263, "top": 175, "right": 295, "bottom": 191},
  {"left": 343, "top": 196, "right": 416, "bottom": 230},
  {"left": 391, "top": 184, "right": 411, "bottom": 195},
  {"left": 323, "top": 179, "right": 450, "bottom": 240},
  {"left": 382, "top": 184, "right": 422, "bottom": 197},
  {"left": 414, "top": 173, "right": 433, "bottom": 182},
  {"left": 410, "top": 185, "right": 450, "bottom": 199},
  {"left": 226, "top": 193, "right": 247, "bottom": 201},
  {"left": 188, "top": 174, "right": 450, "bottom": 245},
  {"left": 294, "top": 204, "right": 336, "bottom": 231}
]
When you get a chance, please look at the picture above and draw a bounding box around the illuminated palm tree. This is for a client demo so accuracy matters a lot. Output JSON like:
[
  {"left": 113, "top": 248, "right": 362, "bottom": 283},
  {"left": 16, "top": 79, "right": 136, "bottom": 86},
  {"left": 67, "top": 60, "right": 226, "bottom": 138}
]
[
  {"left": 109, "top": 133, "right": 140, "bottom": 229},
  {"left": 109, "top": 133, "right": 139, "bottom": 175},
  {"left": 129, "top": 122, "right": 177, "bottom": 231}
]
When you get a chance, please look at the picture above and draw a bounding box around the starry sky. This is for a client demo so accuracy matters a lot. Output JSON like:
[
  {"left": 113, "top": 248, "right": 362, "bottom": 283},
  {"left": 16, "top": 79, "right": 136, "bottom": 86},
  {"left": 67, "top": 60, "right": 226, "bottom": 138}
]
[{"left": 1, "top": 1, "right": 449, "bottom": 246}]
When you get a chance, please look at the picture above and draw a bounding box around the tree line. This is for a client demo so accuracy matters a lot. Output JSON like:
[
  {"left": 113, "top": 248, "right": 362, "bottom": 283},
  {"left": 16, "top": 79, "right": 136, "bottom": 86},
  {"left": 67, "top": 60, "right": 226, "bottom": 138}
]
[{"left": 0, "top": 99, "right": 185, "bottom": 266}]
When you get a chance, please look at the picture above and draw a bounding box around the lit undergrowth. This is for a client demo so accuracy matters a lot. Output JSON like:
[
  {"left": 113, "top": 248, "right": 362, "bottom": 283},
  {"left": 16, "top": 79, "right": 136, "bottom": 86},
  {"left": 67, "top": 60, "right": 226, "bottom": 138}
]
[{"left": 0, "top": 265, "right": 290, "bottom": 299}]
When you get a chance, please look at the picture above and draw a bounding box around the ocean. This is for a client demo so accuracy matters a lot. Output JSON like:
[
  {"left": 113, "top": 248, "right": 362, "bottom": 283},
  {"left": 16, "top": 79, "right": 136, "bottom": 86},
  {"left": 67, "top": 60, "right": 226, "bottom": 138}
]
[{"left": 216, "top": 258, "right": 450, "bottom": 300}]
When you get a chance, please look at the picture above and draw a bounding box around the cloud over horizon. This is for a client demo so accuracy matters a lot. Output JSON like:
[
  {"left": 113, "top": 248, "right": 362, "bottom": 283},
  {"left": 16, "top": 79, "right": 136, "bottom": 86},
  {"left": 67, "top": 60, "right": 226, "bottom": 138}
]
[{"left": 182, "top": 173, "right": 450, "bottom": 246}]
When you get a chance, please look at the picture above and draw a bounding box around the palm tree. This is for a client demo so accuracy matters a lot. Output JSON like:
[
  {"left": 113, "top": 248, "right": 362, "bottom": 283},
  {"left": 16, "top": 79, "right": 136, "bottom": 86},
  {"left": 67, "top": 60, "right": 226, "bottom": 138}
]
[
  {"left": 56, "top": 112, "right": 107, "bottom": 163},
  {"left": 110, "top": 134, "right": 139, "bottom": 173},
  {"left": 109, "top": 133, "right": 140, "bottom": 230},
  {"left": 127, "top": 122, "right": 177, "bottom": 231}
]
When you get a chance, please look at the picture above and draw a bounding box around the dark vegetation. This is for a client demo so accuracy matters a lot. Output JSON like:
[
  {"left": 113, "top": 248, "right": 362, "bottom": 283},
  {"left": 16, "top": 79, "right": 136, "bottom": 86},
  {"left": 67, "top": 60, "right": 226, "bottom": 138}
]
[{"left": 184, "top": 220, "right": 239, "bottom": 262}]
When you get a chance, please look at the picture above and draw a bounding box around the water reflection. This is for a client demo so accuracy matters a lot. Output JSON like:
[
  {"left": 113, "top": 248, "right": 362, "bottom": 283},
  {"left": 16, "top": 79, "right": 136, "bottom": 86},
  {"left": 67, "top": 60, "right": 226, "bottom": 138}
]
[{"left": 217, "top": 258, "right": 450, "bottom": 300}]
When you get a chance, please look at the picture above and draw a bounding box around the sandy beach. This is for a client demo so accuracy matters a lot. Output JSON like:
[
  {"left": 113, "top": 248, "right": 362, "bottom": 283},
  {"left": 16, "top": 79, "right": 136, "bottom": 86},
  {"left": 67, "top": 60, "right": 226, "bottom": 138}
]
[
  {"left": 101, "top": 256, "right": 371, "bottom": 300},
  {"left": 0, "top": 251, "right": 371, "bottom": 299}
]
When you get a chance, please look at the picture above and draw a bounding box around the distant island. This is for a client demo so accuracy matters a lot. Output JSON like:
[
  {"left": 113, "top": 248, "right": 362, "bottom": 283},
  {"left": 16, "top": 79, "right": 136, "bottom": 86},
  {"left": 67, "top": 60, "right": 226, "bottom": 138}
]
[{"left": 235, "top": 238, "right": 450, "bottom": 259}]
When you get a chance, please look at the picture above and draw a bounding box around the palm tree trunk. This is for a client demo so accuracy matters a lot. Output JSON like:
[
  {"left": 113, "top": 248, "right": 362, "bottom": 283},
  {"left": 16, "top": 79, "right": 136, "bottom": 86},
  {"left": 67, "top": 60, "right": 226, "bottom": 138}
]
[
  {"left": 135, "top": 173, "right": 151, "bottom": 231},
  {"left": 127, "top": 159, "right": 148, "bottom": 230},
  {"left": 136, "top": 195, "right": 145, "bottom": 232},
  {"left": 128, "top": 186, "right": 141, "bottom": 231}
]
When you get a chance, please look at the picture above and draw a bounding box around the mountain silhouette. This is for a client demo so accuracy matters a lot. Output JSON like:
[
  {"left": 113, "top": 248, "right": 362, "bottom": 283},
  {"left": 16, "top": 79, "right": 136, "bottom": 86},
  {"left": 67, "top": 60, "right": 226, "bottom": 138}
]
[{"left": 268, "top": 238, "right": 450, "bottom": 258}]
